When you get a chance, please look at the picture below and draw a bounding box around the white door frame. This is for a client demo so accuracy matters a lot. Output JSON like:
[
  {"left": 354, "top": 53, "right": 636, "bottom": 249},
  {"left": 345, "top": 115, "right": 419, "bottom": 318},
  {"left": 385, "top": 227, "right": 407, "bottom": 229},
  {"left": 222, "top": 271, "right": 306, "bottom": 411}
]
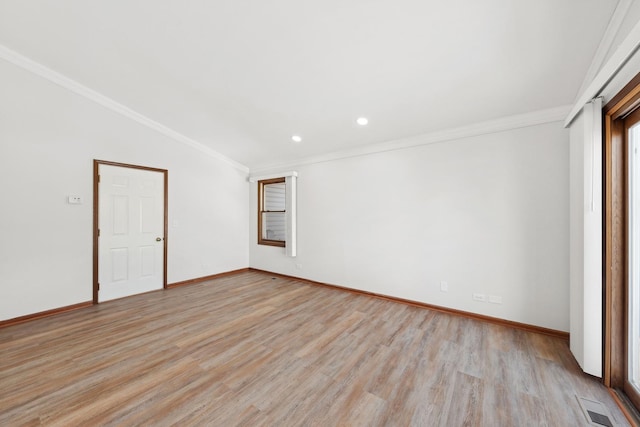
[{"left": 93, "top": 159, "right": 168, "bottom": 303}]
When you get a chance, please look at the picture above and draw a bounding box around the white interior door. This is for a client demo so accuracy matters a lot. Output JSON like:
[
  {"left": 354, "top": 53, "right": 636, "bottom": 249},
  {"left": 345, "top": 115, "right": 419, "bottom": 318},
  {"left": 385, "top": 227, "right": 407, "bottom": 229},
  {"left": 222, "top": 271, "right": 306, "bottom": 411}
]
[{"left": 98, "top": 164, "right": 165, "bottom": 302}]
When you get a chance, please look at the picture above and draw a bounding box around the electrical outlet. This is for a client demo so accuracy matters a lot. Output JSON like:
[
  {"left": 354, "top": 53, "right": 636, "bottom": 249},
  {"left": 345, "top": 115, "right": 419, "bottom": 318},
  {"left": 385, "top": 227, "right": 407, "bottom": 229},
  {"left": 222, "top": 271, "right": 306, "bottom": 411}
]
[
  {"left": 472, "top": 293, "right": 486, "bottom": 302},
  {"left": 440, "top": 281, "right": 448, "bottom": 292},
  {"left": 295, "top": 263, "right": 302, "bottom": 270},
  {"left": 67, "top": 195, "right": 82, "bottom": 204},
  {"left": 489, "top": 295, "right": 502, "bottom": 304}
]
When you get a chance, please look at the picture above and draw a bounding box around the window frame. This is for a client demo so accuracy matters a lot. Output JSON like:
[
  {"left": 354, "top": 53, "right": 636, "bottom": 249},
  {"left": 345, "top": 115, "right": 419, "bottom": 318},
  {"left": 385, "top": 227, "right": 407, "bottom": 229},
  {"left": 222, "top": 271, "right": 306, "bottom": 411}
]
[{"left": 257, "top": 177, "right": 286, "bottom": 247}]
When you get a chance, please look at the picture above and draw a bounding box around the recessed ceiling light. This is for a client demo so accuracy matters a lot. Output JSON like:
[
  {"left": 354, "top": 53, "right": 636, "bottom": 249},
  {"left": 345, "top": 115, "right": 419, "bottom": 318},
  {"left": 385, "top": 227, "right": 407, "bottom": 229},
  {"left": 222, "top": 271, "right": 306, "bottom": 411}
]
[
  {"left": 291, "top": 135, "right": 302, "bottom": 143},
  {"left": 356, "top": 117, "right": 369, "bottom": 126}
]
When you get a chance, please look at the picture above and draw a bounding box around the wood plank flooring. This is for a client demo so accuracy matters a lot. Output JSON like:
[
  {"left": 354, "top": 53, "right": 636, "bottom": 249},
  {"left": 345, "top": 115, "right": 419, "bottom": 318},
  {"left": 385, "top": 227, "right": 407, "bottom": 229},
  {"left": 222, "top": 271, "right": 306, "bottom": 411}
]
[{"left": 0, "top": 271, "right": 628, "bottom": 426}]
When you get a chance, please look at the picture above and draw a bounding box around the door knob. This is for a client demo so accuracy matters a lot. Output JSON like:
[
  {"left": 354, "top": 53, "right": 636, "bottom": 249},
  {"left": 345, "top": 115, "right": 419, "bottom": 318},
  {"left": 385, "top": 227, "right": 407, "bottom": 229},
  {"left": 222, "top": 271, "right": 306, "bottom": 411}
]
[{"left": 156, "top": 237, "right": 162, "bottom": 242}]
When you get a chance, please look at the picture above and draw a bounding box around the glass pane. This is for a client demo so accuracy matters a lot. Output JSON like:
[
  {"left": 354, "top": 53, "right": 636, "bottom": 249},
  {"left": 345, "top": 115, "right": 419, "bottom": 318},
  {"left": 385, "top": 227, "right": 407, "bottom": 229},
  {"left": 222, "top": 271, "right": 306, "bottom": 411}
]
[
  {"left": 262, "top": 212, "right": 285, "bottom": 241},
  {"left": 630, "top": 123, "right": 640, "bottom": 391},
  {"left": 264, "top": 182, "right": 286, "bottom": 211}
]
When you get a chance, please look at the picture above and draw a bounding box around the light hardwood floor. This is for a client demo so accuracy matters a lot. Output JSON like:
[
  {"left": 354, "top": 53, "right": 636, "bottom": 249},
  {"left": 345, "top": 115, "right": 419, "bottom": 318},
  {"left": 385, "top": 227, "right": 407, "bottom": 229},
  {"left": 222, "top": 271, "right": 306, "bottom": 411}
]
[{"left": 0, "top": 271, "right": 629, "bottom": 426}]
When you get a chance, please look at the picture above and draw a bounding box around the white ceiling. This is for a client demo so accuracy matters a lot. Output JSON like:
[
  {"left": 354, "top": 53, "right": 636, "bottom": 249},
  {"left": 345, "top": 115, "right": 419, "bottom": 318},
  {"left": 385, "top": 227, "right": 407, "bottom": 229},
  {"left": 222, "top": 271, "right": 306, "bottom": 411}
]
[{"left": 0, "top": 0, "right": 618, "bottom": 170}]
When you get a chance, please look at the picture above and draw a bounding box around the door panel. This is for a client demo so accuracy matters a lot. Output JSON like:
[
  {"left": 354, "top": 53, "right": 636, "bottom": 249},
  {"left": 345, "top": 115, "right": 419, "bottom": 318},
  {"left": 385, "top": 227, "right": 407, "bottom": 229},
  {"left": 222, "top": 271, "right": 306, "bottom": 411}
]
[
  {"left": 110, "top": 248, "right": 128, "bottom": 282},
  {"left": 98, "top": 164, "right": 165, "bottom": 302},
  {"left": 140, "top": 246, "right": 155, "bottom": 277},
  {"left": 140, "top": 196, "right": 158, "bottom": 233},
  {"left": 113, "top": 196, "right": 129, "bottom": 234}
]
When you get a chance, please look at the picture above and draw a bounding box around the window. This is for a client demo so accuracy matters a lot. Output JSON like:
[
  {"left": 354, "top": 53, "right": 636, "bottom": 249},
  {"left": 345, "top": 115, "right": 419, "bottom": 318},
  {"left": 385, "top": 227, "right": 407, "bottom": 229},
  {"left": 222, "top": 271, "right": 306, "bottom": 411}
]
[
  {"left": 258, "top": 177, "right": 286, "bottom": 247},
  {"left": 251, "top": 171, "right": 297, "bottom": 256}
]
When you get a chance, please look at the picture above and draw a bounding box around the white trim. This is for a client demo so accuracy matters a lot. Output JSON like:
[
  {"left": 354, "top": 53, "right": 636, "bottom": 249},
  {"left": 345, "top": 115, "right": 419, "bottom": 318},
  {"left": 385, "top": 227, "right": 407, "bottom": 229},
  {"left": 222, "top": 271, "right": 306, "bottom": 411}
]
[
  {"left": 0, "top": 44, "right": 250, "bottom": 173},
  {"left": 285, "top": 175, "right": 297, "bottom": 258},
  {"left": 565, "top": 18, "right": 640, "bottom": 127},
  {"left": 573, "top": 0, "right": 632, "bottom": 102},
  {"left": 249, "top": 171, "right": 298, "bottom": 183},
  {"left": 251, "top": 105, "right": 571, "bottom": 174}
]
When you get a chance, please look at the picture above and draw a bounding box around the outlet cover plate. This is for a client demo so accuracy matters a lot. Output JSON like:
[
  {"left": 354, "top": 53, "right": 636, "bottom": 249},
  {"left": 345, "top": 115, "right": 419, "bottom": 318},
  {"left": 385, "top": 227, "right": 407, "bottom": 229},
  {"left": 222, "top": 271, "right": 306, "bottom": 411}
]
[
  {"left": 489, "top": 295, "right": 502, "bottom": 304},
  {"left": 472, "top": 293, "right": 486, "bottom": 302}
]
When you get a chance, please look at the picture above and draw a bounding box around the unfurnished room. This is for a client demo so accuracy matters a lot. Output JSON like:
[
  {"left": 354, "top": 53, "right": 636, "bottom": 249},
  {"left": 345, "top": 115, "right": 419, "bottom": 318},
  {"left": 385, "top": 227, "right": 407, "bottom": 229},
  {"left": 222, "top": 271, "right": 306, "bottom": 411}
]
[{"left": 3, "top": 1, "right": 640, "bottom": 425}]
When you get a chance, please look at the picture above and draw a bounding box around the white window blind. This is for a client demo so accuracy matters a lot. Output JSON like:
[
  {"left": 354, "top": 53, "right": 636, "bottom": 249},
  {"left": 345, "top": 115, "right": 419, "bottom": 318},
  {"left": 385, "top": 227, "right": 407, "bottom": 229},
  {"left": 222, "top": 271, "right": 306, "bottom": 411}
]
[{"left": 263, "top": 182, "right": 286, "bottom": 241}]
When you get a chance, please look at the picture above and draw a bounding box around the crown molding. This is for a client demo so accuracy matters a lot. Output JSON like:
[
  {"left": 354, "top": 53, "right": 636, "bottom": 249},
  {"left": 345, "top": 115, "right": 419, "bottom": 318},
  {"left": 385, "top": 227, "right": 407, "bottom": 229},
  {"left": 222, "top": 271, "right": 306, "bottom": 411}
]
[
  {"left": 573, "top": 0, "right": 632, "bottom": 103},
  {"left": 0, "top": 43, "right": 572, "bottom": 175},
  {"left": 0, "top": 44, "right": 249, "bottom": 173},
  {"left": 565, "top": 14, "right": 640, "bottom": 127},
  {"left": 251, "top": 105, "right": 572, "bottom": 174}
]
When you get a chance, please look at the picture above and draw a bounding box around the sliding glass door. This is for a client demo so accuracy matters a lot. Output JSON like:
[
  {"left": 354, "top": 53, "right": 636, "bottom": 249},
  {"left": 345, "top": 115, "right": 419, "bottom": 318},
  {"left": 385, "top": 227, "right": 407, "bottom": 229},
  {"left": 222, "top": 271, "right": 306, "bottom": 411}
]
[{"left": 626, "top": 108, "right": 640, "bottom": 408}]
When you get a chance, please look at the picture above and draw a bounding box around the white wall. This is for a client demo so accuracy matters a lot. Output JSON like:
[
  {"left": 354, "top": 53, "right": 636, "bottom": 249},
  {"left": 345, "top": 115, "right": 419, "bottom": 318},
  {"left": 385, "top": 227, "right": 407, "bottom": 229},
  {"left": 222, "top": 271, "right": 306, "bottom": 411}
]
[
  {"left": 0, "top": 59, "right": 249, "bottom": 321},
  {"left": 250, "top": 121, "right": 570, "bottom": 332}
]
